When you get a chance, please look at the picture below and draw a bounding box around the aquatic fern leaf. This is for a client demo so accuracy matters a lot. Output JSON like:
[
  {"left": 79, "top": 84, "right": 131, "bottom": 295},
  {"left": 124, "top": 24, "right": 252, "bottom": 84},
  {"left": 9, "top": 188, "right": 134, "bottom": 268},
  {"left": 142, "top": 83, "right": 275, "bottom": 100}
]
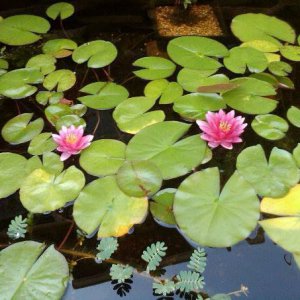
[
  {"left": 187, "top": 248, "right": 207, "bottom": 273},
  {"left": 141, "top": 241, "right": 167, "bottom": 272},
  {"left": 153, "top": 280, "right": 176, "bottom": 296},
  {"left": 7, "top": 215, "right": 28, "bottom": 240},
  {"left": 110, "top": 264, "right": 134, "bottom": 283},
  {"left": 96, "top": 237, "right": 119, "bottom": 261},
  {"left": 175, "top": 271, "right": 205, "bottom": 293}
]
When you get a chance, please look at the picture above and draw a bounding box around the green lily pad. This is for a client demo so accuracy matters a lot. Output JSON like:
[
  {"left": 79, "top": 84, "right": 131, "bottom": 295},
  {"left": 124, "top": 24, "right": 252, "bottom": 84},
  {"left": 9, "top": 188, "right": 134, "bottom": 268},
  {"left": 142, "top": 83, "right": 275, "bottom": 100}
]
[
  {"left": 173, "top": 93, "right": 226, "bottom": 121},
  {"left": 223, "top": 46, "right": 268, "bottom": 74},
  {"left": 280, "top": 45, "right": 300, "bottom": 61},
  {"left": 46, "top": 2, "right": 75, "bottom": 20},
  {"left": 177, "top": 68, "right": 229, "bottom": 92},
  {"left": 231, "top": 13, "right": 295, "bottom": 46},
  {"left": 35, "top": 91, "right": 63, "bottom": 106},
  {"left": 287, "top": 106, "right": 300, "bottom": 127},
  {"left": 42, "top": 152, "right": 64, "bottom": 175},
  {"left": 126, "top": 121, "right": 207, "bottom": 180},
  {"left": 113, "top": 96, "right": 165, "bottom": 134},
  {"left": 223, "top": 77, "right": 278, "bottom": 114},
  {"left": 293, "top": 144, "right": 300, "bottom": 167},
  {"left": 42, "top": 38, "right": 77, "bottom": 58},
  {"left": 20, "top": 166, "right": 85, "bottom": 213},
  {"left": 0, "top": 58, "right": 8, "bottom": 75},
  {"left": 55, "top": 114, "right": 86, "bottom": 131},
  {"left": 259, "top": 185, "right": 300, "bottom": 253},
  {"left": 26, "top": 54, "right": 56, "bottom": 75},
  {"left": 0, "top": 241, "right": 69, "bottom": 300},
  {"left": 173, "top": 168, "right": 259, "bottom": 247},
  {"left": 72, "top": 40, "right": 117, "bottom": 68},
  {"left": 0, "top": 15, "right": 50, "bottom": 46},
  {"left": 78, "top": 81, "right": 129, "bottom": 110},
  {"left": 43, "top": 69, "right": 76, "bottom": 92},
  {"left": 144, "top": 79, "right": 183, "bottom": 104},
  {"left": 133, "top": 57, "right": 176, "bottom": 80},
  {"left": 45, "top": 103, "right": 72, "bottom": 125},
  {"left": 71, "top": 104, "right": 87, "bottom": 116},
  {"left": 236, "top": 145, "right": 300, "bottom": 197},
  {"left": 116, "top": 160, "right": 163, "bottom": 197},
  {"left": 268, "top": 61, "right": 292, "bottom": 76},
  {"left": 2, "top": 113, "right": 44, "bottom": 145},
  {"left": 0, "top": 68, "right": 43, "bottom": 99},
  {"left": 80, "top": 139, "right": 126, "bottom": 176},
  {"left": 251, "top": 114, "right": 289, "bottom": 140},
  {"left": 150, "top": 188, "right": 176, "bottom": 226},
  {"left": 28, "top": 132, "right": 57, "bottom": 155},
  {"left": 73, "top": 176, "right": 148, "bottom": 238},
  {"left": 167, "top": 36, "right": 228, "bottom": 71},
  {"left": 0, "top": 153, "right": 27, "bottom": 198},
  {"left": 241, "top": 40, "right": 280, "bottom": 52},
  {"left": 250, "top": 72, "right": 279, "bottom": 87}
]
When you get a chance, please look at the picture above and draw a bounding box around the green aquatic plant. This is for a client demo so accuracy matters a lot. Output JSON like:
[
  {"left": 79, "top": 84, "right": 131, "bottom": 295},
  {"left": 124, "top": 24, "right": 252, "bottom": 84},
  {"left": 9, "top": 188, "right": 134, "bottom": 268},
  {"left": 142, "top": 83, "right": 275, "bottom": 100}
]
[
  {"left": 96, "top": 237, "right": 119, "bottom": 261},
  {"left": 141, "top": 241, "right": 167, "bottom": 272},
  {"left": 7, "top": 215, "right": 28, "bottom": 240}
]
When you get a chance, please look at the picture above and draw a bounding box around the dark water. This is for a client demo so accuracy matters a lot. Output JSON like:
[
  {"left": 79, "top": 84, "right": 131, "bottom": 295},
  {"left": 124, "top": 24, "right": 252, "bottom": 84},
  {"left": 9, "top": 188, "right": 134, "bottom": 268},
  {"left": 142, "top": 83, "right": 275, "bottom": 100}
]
[{"left": 1, "top": 1, "right": 300, "bottom": 299}]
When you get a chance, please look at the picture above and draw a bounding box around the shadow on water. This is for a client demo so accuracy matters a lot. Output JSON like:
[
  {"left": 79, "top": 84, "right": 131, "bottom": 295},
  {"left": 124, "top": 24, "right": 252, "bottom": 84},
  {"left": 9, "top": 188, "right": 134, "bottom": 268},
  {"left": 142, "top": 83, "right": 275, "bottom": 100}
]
[{"left": 1, "top": 0, "right": 300, "bottom": 299}]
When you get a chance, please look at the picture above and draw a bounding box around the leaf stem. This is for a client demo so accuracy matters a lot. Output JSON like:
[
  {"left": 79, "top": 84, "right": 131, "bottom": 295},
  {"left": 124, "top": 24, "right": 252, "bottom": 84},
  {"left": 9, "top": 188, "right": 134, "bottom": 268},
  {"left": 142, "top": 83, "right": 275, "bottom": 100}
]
[
  {"left": 59, "top": 18, "right": 70, "bottom": 39},
  {"left": 57, "top": 221, "right": 75, "bottom": 250},
  {"left": 92, "top": 110, "right": 101, "bottom": 135}
]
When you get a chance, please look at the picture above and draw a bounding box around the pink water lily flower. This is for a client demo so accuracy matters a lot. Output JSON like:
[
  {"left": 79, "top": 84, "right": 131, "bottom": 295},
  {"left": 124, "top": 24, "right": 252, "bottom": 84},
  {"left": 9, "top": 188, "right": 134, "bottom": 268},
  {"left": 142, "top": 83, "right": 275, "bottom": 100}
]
[
  {"left": 196, "top": 110, "right": 247, "bottom": 150},
  {"left": 52, "top": 125, "right": 94, "bottom": 161}
]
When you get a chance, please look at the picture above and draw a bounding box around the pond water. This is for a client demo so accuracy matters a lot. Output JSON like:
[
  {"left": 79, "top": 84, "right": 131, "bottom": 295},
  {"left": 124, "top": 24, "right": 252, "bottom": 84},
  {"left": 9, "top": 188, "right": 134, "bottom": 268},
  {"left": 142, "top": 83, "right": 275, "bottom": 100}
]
[{"left": 1, "top": 1, "right": 300, "bottom": 299}]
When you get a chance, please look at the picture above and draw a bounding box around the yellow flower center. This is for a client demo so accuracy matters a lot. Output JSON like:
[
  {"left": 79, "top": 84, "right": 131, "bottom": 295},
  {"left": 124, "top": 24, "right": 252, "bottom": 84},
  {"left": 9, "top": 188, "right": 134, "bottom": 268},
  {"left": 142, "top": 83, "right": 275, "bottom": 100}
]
[
  {"left": 219, "top": 121, "right": 232, "bottom": 133},
  {"left": 66, "top": 133, "right": 78, "bottom": 144}
]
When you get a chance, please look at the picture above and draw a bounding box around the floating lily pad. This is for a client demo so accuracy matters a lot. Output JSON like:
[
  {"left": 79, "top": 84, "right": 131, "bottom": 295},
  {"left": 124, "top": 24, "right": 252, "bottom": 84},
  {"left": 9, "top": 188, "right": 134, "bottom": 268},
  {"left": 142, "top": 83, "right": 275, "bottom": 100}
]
[
  {"left": 251, "top": 114, "right": 289, "bottom": 140},
  {"left": 42, "top": 152, "right": 64, "bottom": 175},
  {"left": 116, "top": 160, "right": 163, "bottom": 197},
  {"left": 28, "top": 132, "right": 57, "bottom": 155},
  {"left": 26, "top": 54, "right": 56, "bottom": 75},
  {"left": 223, "top": 46, "right": 268, "bottom": 74},
  {"left": 20, "top": 166, "right": 85, "bottom": 213},
  {"left": 177, "top": 68, "right": 229, "bottom": 92},
  {"left": 287, "top": 106, "right": 300, "bottom": 127},
  {"left": 35, "top": 91, "right": 63, "bottom": 106},
  {"left": 144, "top": 79, "right": 183, "bottom": 104},
  {"left": 43, "top": 38, "right": 77, "bottom": 58},
  {"left": 236, "top": 145, "right": 300, "bottom": 197},
  {"left": 43, "top": 69, "right": 76, "bottom": 92},
  {"left": 173, "top": 93, "right": 226, "bottom": 121},
  {"left": 72, "top": 40, "right": 117, "bottom": 68},
  {"left": 71, "top": 104, "right": 87, "bottom": 116},
  {"left": 223, "top": 77, "right": 277, "bottom": 114},
  {"left": 241, "top": 40, "right": 280, "bottom": 52},
  {"left": 260, "top": 185, "right": 300, "bottom": 253},
  {"left": 0, "top": 68, "right": 43, "bottom": 99},
  {"left": 167, "top": 36, "right": 228, "bottom": 71},
  {"left": 0, "top": 153, "right": 27, "bottom": 198},
  {"left": 45, "top": 103, "right": 72, "bottom": 125},
  {"left": 173, "top": 168, "right": 259, "bottom": 247},
  {"left": 126, "top": 121, "right": 207, "bottom": 180},
  {"left": 73, "top": 176, "right": 148, "bottom": 238},
  {"left": 231, "top": 13, "right": 295, "bottom": 46},
  {"left": 0, "top": 241, "right": 69, "bottom": 300},
  {"left": 2, "top": 113, "right": 44, "bottom": 145},
  {"left": 113, "top": 96, "right": 165, "bottom": 134},
  {"left": 80, "top": 139, "right": 126, "bottom": 176},
  {"left": 55, "top": 114, "right": 86, "bottom": 131},
  {"left": 268, "top": 61, "right": 292, "bottom": 76},
  {"left": 280, "top": 45, "right": 300, "bottom": 61},
  {"left": 78, "top": 81, "right": 129, "bottom": 110},
  {"left": 0, "top": 15, "right": 50, "bottom": 46},
  {"left": 0, "top": 58, "right": 8, "bottom": 75},
  {"left": 133, "top": 57, "right": 176, "bottom": 80},
  {"left": 150, "top": 188, "right": 176, "bottom": 226},
  {"left": 46, "top": 2, "right": 75, "bottom": 20},
  {"left": 293, "top": 144, "right": 300, "bottom": 167}
]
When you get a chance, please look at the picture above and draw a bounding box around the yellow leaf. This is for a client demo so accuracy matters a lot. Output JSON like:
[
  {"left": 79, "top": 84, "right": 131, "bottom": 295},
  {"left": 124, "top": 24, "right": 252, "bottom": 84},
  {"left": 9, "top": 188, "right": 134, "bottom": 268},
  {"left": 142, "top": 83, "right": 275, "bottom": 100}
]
[{"left": 261, "top": 184, "right": 300, "bottom": 216}]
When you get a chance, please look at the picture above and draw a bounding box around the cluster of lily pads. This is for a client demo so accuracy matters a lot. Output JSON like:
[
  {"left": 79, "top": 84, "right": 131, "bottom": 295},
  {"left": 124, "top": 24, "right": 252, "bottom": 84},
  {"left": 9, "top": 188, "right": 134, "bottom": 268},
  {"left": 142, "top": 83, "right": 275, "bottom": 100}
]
[{"left": 1, "top": 1, "right": 300, "bottom": 298}]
